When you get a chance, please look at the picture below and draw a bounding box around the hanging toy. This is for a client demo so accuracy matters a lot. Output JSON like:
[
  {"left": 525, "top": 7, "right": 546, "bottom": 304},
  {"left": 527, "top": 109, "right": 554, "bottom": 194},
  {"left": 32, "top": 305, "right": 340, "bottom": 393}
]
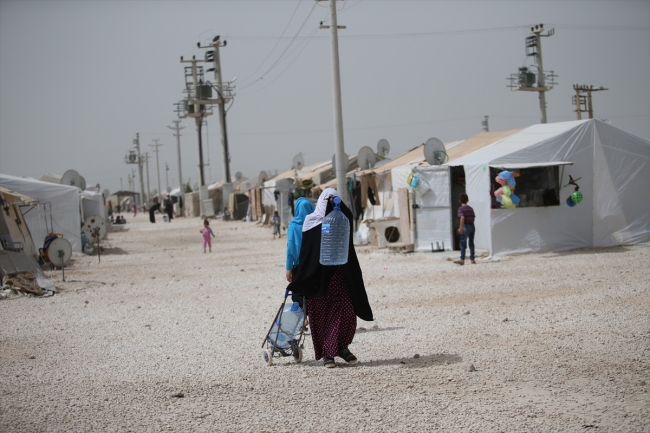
[
  {"left": 494, "top": 170, "right": 520, "bottom": 209},
  {"left": 407, "top": 171, "right": 430, "bottom": 195},
  {"left": 564, "top": 175, "right": 583, "bottom": 207}
]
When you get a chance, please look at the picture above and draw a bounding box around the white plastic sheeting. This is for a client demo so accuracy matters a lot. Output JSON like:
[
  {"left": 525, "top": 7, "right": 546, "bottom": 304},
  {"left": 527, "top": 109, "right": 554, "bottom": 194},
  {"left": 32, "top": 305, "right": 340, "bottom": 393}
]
[
  {"left": 0, "top": 174, "right": 82, "bottom": 253},
  {"left": 449, "top": 119, "right": 650, "bottom": 256},
  {"left": 411, "top": 166, "right": 453, "bottom": 251},
  {"left": 262, "top": 178, "right": 293, "bottom": 227},
  {"left": 81, "top": 190, "right": 106, "bottom": 222}
]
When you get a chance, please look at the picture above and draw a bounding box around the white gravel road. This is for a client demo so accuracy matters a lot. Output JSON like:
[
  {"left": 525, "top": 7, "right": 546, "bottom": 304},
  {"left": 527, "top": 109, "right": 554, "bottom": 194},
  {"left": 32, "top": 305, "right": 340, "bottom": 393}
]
[{"left": 1, "top": 215, "right": 648, "bottom": 432}]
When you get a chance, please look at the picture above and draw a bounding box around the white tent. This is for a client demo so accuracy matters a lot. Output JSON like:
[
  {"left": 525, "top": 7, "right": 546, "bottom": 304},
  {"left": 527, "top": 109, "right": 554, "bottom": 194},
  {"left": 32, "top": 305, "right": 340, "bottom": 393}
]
[
  {"left": 262, "top": 178, "right": 294, "bottom": 227},
  {"left": 448, "top": 119, "right": 650, "bottom": 256},
  {"left": 0, "top": 174, "right": 82, "bottom": 253},
  {"left": 394, "top": 130, "right": 524, "bottom": 251},
  {"left": 81, "top": 190, "right": 106, "bottom": 222}
]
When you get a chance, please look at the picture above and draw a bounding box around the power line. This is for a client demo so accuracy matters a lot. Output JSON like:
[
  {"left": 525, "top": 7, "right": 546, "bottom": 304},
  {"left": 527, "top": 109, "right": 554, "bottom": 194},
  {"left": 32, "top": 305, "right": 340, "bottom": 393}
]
[
  {"left": 237, "top": 0, "right": 304, "bottom": 86},
  {"left": 227, "top": 24, "right": 649, "bottom": 41},
  {"left": 238, "top": 2, "right": 319, "bottom": 90},
  {"left": 241, "top": 27, "right": 319, "bottom": 95}
]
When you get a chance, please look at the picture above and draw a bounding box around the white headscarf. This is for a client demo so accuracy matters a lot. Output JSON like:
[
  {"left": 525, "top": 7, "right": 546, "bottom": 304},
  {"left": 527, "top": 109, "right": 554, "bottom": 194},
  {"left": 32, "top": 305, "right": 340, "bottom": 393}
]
[{"left": 302, "top": 188, "right": 339, "bottom": 232}]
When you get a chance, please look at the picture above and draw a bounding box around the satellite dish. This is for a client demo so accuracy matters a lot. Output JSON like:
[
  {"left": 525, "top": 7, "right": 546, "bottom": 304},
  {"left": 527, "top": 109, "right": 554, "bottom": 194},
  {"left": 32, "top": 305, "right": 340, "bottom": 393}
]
[
  {"left": 47, "top": 237, "right": 72, "bottom": 268},
  {"left": 102, "top": 189, "right": 110, "bottom": 198},
  {"left": 292, "top": 153, "right": 305, "bottom": 171},
  {"left": 258, "top": 171, "right": 269, "bottom": 184},
  {"left": 332, "top": 153, "right": 349, "bottom": 173},
  {"left": 83, "top": 215, "right": 107, "bottom": 241},
  {"left": 61, "top": 169, "right": 84, "bottom": 190},
  {"left": 79, "top": 176, "right": 87, "bottom": 191},
  {"left": 357, "top": 146, "right": 377, "bottom": 170},
  {"left": 424, "top": 138, "right": 449, "bottom": 165},
  {"left": 235, "top": 171, "right": 243, "bottom": 182},
  {"left": 377, "top": 139, "right": 390, "bottom": 157}
]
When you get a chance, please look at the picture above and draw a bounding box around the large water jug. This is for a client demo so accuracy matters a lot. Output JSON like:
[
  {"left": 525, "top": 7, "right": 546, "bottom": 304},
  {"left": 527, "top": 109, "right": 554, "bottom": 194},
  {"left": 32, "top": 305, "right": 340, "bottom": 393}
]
[
  {"left": 268, "top": 302, "right": 304, "bottom": 349},
  {"left": 320, "top": 196, "right": 350, "bottom": 265}
]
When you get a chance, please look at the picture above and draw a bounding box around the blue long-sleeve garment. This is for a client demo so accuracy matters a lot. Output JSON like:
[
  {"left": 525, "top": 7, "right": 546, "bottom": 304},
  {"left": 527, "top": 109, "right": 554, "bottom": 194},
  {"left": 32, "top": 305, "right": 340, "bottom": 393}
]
[{"left": 286, "top": 197, "right": 315, "bottom": 270}]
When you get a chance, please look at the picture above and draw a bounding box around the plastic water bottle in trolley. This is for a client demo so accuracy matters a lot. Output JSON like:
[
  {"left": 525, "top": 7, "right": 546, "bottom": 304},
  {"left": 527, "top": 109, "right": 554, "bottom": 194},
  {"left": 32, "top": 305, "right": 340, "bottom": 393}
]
[{"left": 320, "top": 196, "right": 349, "bottom": 265}]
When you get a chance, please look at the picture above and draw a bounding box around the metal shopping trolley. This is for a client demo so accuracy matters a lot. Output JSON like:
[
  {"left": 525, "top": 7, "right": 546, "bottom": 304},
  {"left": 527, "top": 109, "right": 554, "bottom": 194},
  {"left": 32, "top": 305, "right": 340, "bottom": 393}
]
[{"left": 261, "top": 290, "right": 308, "bottom": 366}]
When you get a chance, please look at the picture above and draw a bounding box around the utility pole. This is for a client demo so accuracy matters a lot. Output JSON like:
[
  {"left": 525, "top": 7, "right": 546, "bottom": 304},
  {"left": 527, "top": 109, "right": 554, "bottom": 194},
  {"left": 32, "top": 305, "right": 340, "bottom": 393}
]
[
  {"left": 124, "top": 133, "right": 147, "bottom": 206},
  {"left": 320, "top": 0, "right": 348, "bottom": 204},
  {"left": 481, "top": 115, "right": 489, "bottom": 132},
  {"left": 572, "top": 84, "right": 608, "bottom": 120},
  {"left": 181, "top": 38, "right": 235, "bottom": 215},
  {"left": 127, "top": 173, "right": 132, "bottom": 192},
  {"left": 165, "top": 163, "right": 169, "bottom": 192},
  {"left": 120, "top": 177, "right": 123, "bottom": 191},
  {"left": 134, "top": 134, "right": 147, "bottom": 206},
  {"left": 209, "top": 37, "right": 232, "bottom": 203},
  {"left": 167, "top": 120, "right": 187, "bottom": 215},
  {"left": 143, "top": 152, "right": 151, "bottom": 203},
  {"left": 179, "top": 56, "right": 209, "bottom": 188},
  {"left": 148, "top": 139, "right": 164, "bottom": 203},
  {"left": 507, "top": 24, "right": 556, "bottom": 124}
]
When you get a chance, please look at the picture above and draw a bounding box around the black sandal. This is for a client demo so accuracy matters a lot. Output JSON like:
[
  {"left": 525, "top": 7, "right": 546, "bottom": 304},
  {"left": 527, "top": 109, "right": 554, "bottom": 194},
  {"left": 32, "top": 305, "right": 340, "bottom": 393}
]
[
  {"left": 323, "top": 357, "right": 336, "bottom": 368},
  {"left": 338, "top": 348, "right": 358, "bottom": 364}
]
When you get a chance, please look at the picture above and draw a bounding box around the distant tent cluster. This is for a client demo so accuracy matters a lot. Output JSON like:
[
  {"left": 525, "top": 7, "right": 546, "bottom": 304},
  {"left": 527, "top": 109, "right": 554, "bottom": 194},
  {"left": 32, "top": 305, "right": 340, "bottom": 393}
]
[
  {"left": 0, "top": 173, "right": 112, "bottom": 295},
  {"left": 3, "top": 118, "right": 646, "bottom": 267},
  {"left": 205, "top": 119, "right": 648, "bottom": 256}
]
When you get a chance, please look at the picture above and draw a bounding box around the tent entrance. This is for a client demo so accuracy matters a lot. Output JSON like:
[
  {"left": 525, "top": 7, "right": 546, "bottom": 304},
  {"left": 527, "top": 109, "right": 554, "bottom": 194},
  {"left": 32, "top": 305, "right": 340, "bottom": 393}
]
[
  {"left": 450, "top": 166, "right": 467, "bottom": 251},
  {"left": 412, "top": 166, "right": 453, "bottom": 251}
]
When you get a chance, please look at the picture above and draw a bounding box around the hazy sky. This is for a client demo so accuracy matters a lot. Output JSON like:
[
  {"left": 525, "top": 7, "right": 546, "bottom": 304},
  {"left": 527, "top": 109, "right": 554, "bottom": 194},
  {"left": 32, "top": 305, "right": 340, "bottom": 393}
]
[{"left": 1, "top": 0, "right": 648, "bottom": 195}]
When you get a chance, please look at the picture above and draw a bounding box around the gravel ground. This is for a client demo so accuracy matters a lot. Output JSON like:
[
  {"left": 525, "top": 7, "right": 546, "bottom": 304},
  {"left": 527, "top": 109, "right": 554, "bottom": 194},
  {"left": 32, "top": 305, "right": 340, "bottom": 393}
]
[{"left": 1, "top": 215, "right": 648, "bottom": 433}]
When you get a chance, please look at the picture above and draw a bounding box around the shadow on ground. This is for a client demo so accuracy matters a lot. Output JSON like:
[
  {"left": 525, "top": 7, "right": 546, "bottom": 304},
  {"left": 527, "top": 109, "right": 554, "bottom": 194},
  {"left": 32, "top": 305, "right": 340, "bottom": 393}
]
[
  {"left": 356, "top": 326, "right": 405, "bottom": 333},
  {"left": 97, "top": 247, "right": 128, "bottom": 256},
  {"left": 541, "top": 245, "right": 631, "bottom": 258},
  {"left": 289, "top": 353, "right": 462, "bottom": 369}
]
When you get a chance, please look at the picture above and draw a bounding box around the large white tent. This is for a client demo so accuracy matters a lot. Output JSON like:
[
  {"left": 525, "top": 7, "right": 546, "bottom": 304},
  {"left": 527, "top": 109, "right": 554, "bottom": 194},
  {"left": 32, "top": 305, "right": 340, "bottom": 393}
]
[
  {"left": 396, "top": 130, "right": 523, "bottom": 251},
  {"left": 0, "top": 174, "right": 82, "bottom": 253},
  {"left": 448, "top": 119, "right": 649, "bottom": 256}
]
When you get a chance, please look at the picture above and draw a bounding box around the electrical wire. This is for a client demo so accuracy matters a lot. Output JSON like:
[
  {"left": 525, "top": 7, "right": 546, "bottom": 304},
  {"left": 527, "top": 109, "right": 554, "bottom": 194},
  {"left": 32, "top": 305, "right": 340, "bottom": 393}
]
[
  {"left": 238, "top": 2, "right": 319, "bottom": 90},
  {"left": 227, "top": 24, "right": 649, "bottom": 41},
  {"left": 241, "top": 27, "right": 319, "bottom": 95},
  {"left": 237, "top": 0, "right": 304, "bottom": 86}
]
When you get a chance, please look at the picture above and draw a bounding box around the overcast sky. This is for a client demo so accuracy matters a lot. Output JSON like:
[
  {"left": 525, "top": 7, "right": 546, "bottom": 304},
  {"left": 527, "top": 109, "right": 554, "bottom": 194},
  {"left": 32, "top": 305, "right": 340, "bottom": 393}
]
[{"left": 1, "top": 0, "right": 648, "bottom": 195}]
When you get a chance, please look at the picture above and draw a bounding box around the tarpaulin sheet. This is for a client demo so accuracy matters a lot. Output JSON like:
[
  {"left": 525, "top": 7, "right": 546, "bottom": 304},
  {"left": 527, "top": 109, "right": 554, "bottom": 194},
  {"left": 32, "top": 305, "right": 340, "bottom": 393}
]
[{"left": 0, "top": 250, "right": 56, "bottom": 292}]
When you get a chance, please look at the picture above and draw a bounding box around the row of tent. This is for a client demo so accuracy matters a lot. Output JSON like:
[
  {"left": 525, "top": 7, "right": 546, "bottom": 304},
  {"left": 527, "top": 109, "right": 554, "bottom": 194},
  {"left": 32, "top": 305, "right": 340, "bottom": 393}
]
[
  {"left": 1, "top": 119, "right": 648, "bottom": 258},
  {"left": 0, "top": 174, "right": 108, "bottom": 256},
  {"left": 234, "top": 119, "right": 648, "bottom": 256}
]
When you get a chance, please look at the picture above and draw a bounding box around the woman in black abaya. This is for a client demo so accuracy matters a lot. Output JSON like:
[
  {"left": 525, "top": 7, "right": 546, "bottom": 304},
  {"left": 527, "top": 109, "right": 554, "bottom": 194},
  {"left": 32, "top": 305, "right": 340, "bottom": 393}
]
[
  {"left": 287, "top": 188, "right": 373, "bottom": 368},
  {"left": 148, "top": 202, "right": 161, "bottom": 223}
]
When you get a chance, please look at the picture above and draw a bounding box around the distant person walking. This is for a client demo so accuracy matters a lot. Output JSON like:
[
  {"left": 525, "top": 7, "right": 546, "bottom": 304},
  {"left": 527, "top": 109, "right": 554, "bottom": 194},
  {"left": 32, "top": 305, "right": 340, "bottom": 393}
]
[
  {"left": 201, "top": 219, "right": 215, "bottom": 253},
  {"left": 271, "top": 211, "right": 281, "bottom": 238},
  {"left": 132, "top": 203, "right": 137, "bottom": 217},
  {"left": 164, "top": 197, "right": 174, "bottom": 222},
  {"left": 455, "top": 193, "right": 476, "bottom": 265},
  {"left": 148, "top": 202, "right": 161, "bottom": 223}
]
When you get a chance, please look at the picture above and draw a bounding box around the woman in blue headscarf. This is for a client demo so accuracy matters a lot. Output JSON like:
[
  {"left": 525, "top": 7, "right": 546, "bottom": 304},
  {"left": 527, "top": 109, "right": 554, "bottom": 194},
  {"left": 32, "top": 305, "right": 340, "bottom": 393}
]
[{"left": 286, "top": 197, "right": 315, "bottom": 282}]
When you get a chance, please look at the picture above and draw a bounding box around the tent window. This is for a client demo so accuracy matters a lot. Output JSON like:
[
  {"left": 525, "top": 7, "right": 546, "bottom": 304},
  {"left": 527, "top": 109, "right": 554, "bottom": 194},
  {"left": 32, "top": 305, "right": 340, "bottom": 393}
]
[{"left": 490, "top": 166, "right": 560, "bottom": 209}]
